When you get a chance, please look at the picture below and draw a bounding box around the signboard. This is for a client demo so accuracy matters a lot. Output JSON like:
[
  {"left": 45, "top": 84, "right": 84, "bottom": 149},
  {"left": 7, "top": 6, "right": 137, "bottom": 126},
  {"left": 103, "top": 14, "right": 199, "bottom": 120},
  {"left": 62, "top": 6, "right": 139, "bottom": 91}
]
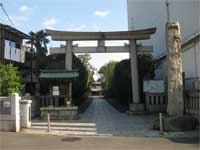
[
  {"left": 52, "top": 86, "right": 60, "bottom": 96},
  {"left": 0, "top": 101, "right": 11, "bottom": 114},
  {"left": 4, "top": 40, "right": 25, "bottom": 63},
  {"left": 143, "top": 80, "right": 165, "bottom": 93}
]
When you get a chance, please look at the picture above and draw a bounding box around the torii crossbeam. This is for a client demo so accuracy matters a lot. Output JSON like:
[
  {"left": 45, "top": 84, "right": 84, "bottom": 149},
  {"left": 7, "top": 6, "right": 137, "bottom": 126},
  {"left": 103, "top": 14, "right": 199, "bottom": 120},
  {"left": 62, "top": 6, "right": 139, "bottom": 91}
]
[{"left": 46, "top": 28, "right": 156, "bottom": 112}]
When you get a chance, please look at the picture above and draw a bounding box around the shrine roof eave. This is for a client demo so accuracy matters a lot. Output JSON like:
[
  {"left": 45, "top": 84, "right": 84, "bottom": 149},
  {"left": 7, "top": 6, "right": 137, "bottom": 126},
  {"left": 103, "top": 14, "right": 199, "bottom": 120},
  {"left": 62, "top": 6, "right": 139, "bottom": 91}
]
[
  {"left": 39, "top": 70, "right": 79, "bottom": 79},
  {"left": 46, "top": 27, "right": 156, "bottom": 41}
]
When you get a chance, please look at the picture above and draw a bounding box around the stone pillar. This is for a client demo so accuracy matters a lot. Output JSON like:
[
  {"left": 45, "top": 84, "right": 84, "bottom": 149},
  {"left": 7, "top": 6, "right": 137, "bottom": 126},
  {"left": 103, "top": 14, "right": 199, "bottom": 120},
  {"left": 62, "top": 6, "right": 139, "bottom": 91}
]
[
  {"left": 129, "top": 40, "right": 144, "bottom": 112},
  {"left": 166, "top": 22, "right": 184, "bottom": 116},
  {"left": 65, "top": 40, "right": 73, "bottom": 70},
  {"left": 11, "top": 93, "right": 20, "bottom": 132},
  {"left": 20, "top": 100, "right": 32, "bottom": 128},
  {"left": 65, "top": 40, "right": 73, "bottom": 103}
]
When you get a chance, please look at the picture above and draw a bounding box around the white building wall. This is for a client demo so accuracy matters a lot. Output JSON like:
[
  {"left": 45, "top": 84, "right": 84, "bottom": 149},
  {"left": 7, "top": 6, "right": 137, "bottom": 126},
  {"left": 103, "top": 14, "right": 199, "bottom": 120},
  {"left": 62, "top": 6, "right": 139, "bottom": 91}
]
[
  {"left": 195, "top": 40, "right": 200, "bottom": 78},
  {"left": 127, "top": 0, "right": 200, "bottom": 57},
  {"left": 182, "top": 39, "right": 200, "bottom": 89},
  {"left": 127, "top": 0, "right": 200, "bottom": 85}
]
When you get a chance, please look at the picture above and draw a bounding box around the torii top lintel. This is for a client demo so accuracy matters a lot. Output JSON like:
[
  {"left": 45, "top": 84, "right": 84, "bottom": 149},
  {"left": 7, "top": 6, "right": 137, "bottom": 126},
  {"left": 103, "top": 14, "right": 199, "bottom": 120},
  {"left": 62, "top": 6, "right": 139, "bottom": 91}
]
[{"left": 46, "top": 28, "right": 156, "bottom": 41}]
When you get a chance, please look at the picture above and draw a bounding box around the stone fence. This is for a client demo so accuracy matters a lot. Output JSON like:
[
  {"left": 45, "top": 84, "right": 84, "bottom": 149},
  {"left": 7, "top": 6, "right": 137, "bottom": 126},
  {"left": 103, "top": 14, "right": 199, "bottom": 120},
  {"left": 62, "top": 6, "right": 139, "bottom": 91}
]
[
  {"left": 145, "top": 92, "right": 200, "bottom": 118},
  {"left": 0, "top": 94, "right": 20, "bottom": 132},
  {"left": 184, "top": 92, "right": 200, "bottom": 117},
  {"left": 40, "top": 96, "right": 66, "bottom": 107},
  {"left": 145, "top": 92, "right": 166, "bottom": 113},
  {"left": 0, "top": 93, "right": 32, "bottom": 132}
]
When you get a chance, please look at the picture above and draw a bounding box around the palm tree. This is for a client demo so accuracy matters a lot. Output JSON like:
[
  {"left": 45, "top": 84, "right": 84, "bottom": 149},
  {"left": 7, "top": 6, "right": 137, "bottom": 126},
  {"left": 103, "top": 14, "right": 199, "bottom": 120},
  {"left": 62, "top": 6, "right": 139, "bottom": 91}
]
[
  {"left": 26, "top": 30, "right": 49, "bottom": 94},
  {"left": 26, "top": 31, "right": 36, "bottom": 95},
  {"left": 26, "top": 30, "right": 49, "bottom": 56},
  {"left": 35, "top": 30, "right": 50, "bottom": 56}
]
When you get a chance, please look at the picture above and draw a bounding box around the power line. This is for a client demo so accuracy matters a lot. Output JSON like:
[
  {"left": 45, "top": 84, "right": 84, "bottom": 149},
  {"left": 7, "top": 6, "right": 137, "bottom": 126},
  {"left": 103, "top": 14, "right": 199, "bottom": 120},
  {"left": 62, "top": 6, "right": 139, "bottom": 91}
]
[{"left": 0, "top": 2, "right": 15, "bottom": 28}]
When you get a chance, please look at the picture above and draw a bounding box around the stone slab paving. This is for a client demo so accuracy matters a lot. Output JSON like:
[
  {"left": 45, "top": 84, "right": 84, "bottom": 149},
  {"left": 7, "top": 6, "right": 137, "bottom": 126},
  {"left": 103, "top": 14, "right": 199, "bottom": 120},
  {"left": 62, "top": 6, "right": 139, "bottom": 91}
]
[
  {"left": 22, "top": 98, "right": 199, "bottom": 138},
  {"left": 79, "top": 98, "right": 159, "bottom": 137}
]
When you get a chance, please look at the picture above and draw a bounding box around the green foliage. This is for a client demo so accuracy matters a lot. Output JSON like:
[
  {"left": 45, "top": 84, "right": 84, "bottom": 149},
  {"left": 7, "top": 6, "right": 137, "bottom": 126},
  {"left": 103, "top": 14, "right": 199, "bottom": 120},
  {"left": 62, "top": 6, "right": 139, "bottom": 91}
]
[
  {"left": 26, "top": 30, "right": 49, "bottom": 69},
  {"left": 108, "top": 60, "right": 132, "bottom": 105},
  {"left": 0, "top": 64, "right": 23, "bottom": 96},
  {"left": 102, "top": 55, "right": 154, "bottom": 106},
  {"left": 98, "top": 61, "right": 118, "bottom": 92},
  {"left": 77, "top": 54, "right": 96, "bottom": 90},
  {"left": 72, "top": 55, "right": 89, "bottom": 105}
]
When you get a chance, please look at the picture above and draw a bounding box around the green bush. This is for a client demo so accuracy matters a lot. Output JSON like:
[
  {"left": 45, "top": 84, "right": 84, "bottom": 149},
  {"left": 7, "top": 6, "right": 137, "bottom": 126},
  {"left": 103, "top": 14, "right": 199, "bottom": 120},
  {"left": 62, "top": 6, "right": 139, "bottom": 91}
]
[
  {"left": 104, "top": 55, "right": 154, "bottom": 106},
  {"left": 72, "top": 55, "right": 89, "bottom": 105},
  {"left": 98, "top": 61, "right": 118, "bottom": 92},
  {"left": 0, "top": 64, "right": 23, "bottom": 96}
]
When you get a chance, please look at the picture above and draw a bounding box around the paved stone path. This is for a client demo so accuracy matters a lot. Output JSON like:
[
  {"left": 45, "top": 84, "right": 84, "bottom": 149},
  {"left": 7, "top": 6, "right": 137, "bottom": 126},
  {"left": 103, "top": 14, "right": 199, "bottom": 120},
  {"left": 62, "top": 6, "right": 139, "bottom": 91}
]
[
  {"left": 79, "top": 98, "right": 159, "bottom": 136},
  {"left": 23, "top": 97, "right": 198, "bottom": 137}
]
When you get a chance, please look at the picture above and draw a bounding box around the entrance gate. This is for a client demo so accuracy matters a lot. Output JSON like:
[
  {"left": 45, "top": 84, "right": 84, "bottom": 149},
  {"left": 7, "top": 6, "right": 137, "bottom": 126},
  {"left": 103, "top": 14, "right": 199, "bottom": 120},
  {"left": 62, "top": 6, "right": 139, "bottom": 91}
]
[{"left": 46, "top": 28, "right": 156, "bottom": 112}]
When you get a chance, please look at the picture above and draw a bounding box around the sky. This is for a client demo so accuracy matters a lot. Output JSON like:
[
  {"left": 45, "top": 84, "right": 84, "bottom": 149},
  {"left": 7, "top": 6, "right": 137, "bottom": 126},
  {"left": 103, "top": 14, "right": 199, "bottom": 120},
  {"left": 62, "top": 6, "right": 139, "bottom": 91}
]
[{"left": 0, "top": 0, "right": 130, "bottom": 80}]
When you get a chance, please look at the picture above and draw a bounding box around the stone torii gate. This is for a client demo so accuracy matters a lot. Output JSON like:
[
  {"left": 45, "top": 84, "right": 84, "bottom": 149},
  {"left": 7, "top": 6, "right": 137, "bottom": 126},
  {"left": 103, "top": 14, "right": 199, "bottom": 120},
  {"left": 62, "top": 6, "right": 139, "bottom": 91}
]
[{"left": 46, "top": 28, "right": 156, "bottom": 112}]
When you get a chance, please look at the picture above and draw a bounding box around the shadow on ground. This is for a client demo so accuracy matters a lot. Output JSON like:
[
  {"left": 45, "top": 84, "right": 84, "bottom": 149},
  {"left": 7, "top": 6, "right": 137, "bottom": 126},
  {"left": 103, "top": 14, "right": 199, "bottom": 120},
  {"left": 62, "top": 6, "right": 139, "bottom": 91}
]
[{"left": 167, "top": 137, "right": 200, "bottom": 144}]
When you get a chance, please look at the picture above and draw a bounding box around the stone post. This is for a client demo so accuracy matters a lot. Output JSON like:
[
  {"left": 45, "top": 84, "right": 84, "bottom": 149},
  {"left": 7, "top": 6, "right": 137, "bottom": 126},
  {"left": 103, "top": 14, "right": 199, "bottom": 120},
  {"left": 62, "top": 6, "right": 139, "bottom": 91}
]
[
  {"left": 65, "top": 40, "right": 73, "bottom": 103},
  {"left": 129, "top": 40, "right": 144, "bottom": 112},
  {"left": 20, "top": 100, "right": 32, "bottom": 128},
  {"left": 11, "top": 93, "right": 20, "bottom": 132},
  {"left": 166, "top": 22, "right": 184, "bottom": 116}
]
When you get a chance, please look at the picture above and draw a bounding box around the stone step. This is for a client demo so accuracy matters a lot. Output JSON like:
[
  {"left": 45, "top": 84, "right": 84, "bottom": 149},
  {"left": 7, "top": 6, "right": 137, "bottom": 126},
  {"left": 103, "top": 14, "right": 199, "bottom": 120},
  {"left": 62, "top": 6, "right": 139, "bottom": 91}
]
[{"left": 31, "top": 122, "right": 96, "bottom": 127}]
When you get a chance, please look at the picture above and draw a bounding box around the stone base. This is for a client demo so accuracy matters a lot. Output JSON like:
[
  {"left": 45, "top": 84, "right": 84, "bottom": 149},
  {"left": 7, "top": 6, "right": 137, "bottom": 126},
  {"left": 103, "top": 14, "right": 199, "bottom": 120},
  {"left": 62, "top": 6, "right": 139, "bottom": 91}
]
[
  {"left": 129, "top": 103, "right": 145, "bottom": 114},
  {"left": 40, "top": 107, "right": 78, "bottom": 120},
  {"left": 153, "top": 115, "right": 198, "bottom": 132}
]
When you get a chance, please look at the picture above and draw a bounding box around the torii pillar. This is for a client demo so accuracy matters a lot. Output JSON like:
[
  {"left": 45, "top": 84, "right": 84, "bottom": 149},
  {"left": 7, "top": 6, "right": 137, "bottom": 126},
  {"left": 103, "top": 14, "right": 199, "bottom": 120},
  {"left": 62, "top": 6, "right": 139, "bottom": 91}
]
[
  {"left": 129, "top": 40, "right": 145, "bottom": 112},
  {"left": 65, "top": 40, "right": 73, "bottom": 103}
]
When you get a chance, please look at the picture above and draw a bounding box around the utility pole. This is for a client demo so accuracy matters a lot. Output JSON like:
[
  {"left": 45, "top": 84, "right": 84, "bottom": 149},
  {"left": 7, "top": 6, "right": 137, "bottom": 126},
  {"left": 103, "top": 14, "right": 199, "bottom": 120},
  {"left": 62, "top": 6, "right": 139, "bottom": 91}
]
[{"left": 165, "top": 0, "right": 170, "bottom": 22}]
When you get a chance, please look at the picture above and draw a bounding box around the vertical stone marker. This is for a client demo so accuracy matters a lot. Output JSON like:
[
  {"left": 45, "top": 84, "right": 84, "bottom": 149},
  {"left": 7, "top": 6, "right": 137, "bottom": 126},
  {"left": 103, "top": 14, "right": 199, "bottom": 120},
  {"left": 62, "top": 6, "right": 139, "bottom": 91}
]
[{"left": 166, "top": 22, "right": 184, "bottom": 116}]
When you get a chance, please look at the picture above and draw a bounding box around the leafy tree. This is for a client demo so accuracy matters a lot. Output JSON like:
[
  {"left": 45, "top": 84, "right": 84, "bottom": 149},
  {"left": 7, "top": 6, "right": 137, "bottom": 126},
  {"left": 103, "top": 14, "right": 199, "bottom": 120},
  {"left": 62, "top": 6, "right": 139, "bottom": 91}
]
[
  {"left": 98, "top": 61, "right": 118, "bottom": 92},
  {"left": 72, "top": 55, "right": 89, "bottom": 105},
  {"left": 0, "top": 64, "right": 23, "bottom": 96},
  {"left": 102, "top": 55, "right": 155, "bottom": 106},
  {"left": 77, "top": 54, "right": 96, "bottom": 90}
]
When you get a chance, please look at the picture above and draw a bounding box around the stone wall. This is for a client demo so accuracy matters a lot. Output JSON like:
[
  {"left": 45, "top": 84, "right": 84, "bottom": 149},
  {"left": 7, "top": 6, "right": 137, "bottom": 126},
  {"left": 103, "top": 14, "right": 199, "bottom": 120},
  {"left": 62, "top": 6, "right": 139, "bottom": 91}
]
[
  {"left": 0, "top": 93, "right": 33, "bottom": 132},
  {"left": 40, "top": 107, "right": 78, "bottom": 120},
  {"left": 0, "top": 94, "right": 20, "bottom": 132}
]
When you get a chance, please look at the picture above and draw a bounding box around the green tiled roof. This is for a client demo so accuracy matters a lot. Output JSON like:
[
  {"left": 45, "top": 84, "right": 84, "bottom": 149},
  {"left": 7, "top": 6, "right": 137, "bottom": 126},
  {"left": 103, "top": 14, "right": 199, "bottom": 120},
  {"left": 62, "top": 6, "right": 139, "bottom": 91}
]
[{"left": 39, "top": 70, "right": 79, "bottom": 79}]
